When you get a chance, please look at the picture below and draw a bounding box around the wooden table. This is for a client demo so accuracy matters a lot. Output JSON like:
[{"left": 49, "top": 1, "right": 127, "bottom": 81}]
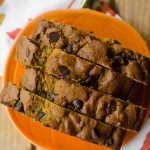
[
  {"left": 114, "top": 0, "right": 150, "bottom": 46},
  {"left": 0, "top": 0, "right": 150, "bottom": 149}
]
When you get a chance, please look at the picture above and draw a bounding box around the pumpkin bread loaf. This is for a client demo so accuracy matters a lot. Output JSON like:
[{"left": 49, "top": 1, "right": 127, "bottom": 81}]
[{"left": 1, "top": 19, "right": 150, "bottom": 150}]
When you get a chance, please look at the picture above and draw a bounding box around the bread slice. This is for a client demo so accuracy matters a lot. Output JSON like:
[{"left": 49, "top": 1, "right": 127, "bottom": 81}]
[
  {"left": 16, "top": 36, "right": 139, "bottom": 100},
  {"left": 31, "top": 20, "right": 150, "bottom": 85},
  {"left": 0, "top": 83, "right": 125, "bottom": 150}
]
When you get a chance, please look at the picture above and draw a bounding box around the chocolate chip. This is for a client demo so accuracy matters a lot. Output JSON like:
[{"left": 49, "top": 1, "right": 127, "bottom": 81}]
[
  {"left": 81, "top": 77, "right": 92, "bottom": 86},
  {"left": 114, "top": 40, "right": 120, "bottom": 44},
  {"left": 81, "top": 76, "right": 98, "bottom": 89},
  {"left": 103, "top": 103, "right": 108, "bottom": 109},
  {"left": 68, "top": 103, "right": 75, "bottom": 110},
  {"left": 90, "top": 76, "right": 99, "bottom": 89},
  {"left": 110, "top": 101, "right": 117, "bottom": 112},
  {"left": 58, "top": 66, "right": 70, "bottom": 76},
  {"left": 90, "top": 35, "right": 97, "bottom": 41},
  {"left": 65, "top": 44, "right": 73, "bottom": 53},
  {"left": 38, "top": 112, "right": 45, "bottom": 120},
  {"left": 121, "top": 52, "right": 126, "bottom": 57},
  {"left": 114, "top": 52, "right": 128, "bottom": 65},
  {"left": 112, "top": 55, "right": 122, "bottom": 72},
  {"left": 106, "top": 101, "right": 116, "bottom": 114},
  {"left": 47, "top": 92, "right": 56, "bottom": 101},
  {"left": 45, "top": 124, "right": 49, "bottom": 127},
  {"left": 121, "top": 52, "right": 128, "bottom": 65},
  {"left": 92, "top": 127, "right": 100, "bottom": 139},
  {"left": 34, "top": 33, "right": 40, "bottom": 40},
  {"left": 100, "top": 115, "right": 106, "bottom": 122},
  {"left": 49, "top": 32, "right": 60, "bottom": 42},
  {"left": 114, "top": 55, "right": 122, "bottom": 63},
  {"left": 105, "top": 137, "right": 113, "bottom": 146},
  {"left": 69, "top": 99, "right": 83, "bottom": 111},
  {"left": 107, "top": 47, "right": 114, "bottom": 58},
  {"left": 72, "top": 99, "right": 83, "bottom": 110},
  {"left": 14, "top": 102, "right": 24, "bottom": 112},
  {"left": 128, "top": 50, "right": 133, "bottom": 57}
]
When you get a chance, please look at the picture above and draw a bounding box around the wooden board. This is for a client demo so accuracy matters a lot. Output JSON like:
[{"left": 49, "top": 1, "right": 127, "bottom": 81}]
[{"left": 115, "top": 0, "right": 150, "bottom": 45}]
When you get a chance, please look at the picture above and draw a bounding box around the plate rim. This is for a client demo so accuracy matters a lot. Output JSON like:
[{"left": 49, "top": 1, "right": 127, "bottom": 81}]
[{"left": 4, "top": 9, "right": 149, "bottom": 149}]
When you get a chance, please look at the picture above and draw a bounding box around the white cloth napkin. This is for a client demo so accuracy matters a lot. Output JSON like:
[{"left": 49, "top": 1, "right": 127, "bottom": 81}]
[{"left": 0, "top": 0, "right": 84, "bottom": 75}]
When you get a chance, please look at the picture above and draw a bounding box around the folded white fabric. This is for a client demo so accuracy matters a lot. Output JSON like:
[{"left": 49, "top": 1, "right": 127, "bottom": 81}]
[{"left": 0, "top": 0, "right": 84, "bottom": 75}]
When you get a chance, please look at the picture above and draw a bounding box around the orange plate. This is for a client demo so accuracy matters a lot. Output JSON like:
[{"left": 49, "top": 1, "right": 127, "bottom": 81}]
[{"left": 4, "top": 9, "right": 150, "bottom": 150}]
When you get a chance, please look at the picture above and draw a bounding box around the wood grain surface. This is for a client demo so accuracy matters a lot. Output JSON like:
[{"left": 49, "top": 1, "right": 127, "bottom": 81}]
[
  {"left": 115, "top": 0, "right": 150, "bottom": 46},
  {"left": 0, "top": 0, "right": 150, "bottom": 150}
]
